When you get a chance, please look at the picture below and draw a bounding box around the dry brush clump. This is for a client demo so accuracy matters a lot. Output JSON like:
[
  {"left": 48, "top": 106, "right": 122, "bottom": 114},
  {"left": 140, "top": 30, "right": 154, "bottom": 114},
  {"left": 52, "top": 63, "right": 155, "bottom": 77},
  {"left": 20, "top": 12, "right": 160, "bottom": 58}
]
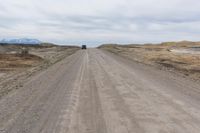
[{"left": 20, "top": 47, "right": 29, "bottom": 56}]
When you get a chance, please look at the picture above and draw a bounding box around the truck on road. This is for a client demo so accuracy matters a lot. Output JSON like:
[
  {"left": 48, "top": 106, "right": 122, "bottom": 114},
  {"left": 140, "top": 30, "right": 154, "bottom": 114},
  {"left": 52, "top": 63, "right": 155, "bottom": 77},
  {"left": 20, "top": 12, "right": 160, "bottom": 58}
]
[{"left": 82, "top": 45, "right": 87, "bottom": 49}]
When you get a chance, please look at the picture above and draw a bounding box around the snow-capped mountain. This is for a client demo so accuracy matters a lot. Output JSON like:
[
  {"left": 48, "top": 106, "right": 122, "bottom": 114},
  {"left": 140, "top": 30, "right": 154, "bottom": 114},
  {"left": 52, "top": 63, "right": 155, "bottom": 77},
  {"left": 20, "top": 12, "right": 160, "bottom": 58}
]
[{"left": 0, "top": 38, "right": 42, "bottom": 44}]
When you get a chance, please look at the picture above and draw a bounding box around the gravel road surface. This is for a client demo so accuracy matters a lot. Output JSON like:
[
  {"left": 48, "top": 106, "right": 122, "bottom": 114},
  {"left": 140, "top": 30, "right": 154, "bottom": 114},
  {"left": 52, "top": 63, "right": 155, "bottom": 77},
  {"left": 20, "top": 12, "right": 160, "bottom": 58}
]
[{"left": 1, "top": 49, "right": 200, "bottom": 133}]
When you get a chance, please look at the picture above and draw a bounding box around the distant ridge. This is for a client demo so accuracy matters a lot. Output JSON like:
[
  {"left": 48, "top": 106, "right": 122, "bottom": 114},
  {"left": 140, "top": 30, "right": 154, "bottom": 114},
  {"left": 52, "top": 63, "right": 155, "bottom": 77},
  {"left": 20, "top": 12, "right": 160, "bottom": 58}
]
[{"left": 0, "top": 38, "right": 42, "bottom": 45}]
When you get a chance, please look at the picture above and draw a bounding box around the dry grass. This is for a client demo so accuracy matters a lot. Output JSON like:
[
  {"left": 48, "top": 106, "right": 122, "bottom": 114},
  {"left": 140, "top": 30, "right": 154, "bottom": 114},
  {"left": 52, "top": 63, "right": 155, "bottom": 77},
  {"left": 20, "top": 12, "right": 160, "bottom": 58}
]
[
  {"left": 0, "top": 44, "right": 80, "bottom": 70},
  {"left": 0, "top": 53, "right": 43, "bottom": 71},
  {"left": 0, "top": 44, "right": 80, "bottom": 72},
  {"left": 99, "top": 41, "right": 200, "bottom": 80}
]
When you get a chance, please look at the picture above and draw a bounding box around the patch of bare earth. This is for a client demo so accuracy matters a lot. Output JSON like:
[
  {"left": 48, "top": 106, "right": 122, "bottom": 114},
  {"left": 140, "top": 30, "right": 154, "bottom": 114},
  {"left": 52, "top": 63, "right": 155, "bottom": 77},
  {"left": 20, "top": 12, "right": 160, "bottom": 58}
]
[{"left": 99, "top": 41, "right": 200, "bottom": 81}]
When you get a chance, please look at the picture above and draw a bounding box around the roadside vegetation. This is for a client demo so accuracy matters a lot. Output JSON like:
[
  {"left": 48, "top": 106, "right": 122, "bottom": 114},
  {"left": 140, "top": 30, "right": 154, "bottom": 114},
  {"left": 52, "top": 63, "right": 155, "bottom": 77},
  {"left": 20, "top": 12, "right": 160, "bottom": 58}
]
[{"left": 99, "top": 41, "right": 200, "bottom": 81}]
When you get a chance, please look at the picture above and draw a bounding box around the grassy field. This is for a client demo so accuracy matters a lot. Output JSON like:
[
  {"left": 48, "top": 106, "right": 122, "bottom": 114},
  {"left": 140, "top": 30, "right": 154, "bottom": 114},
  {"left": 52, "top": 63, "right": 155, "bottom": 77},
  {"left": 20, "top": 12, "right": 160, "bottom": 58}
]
[{"left": 99, "top": 41, "right": 200, "bottom": 80}]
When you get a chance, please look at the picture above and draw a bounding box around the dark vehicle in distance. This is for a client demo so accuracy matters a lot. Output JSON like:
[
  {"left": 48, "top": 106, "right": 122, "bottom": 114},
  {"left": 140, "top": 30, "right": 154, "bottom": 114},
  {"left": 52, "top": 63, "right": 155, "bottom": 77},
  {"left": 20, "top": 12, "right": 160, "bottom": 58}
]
[{"left": 82, "top": 45, "right": 87, "bottom": 49}]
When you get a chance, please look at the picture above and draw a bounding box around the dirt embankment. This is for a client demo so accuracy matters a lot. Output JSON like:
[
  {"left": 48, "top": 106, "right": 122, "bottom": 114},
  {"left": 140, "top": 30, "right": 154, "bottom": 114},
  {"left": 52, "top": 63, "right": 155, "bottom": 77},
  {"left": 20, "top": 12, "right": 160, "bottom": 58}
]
[
  {"left": 0, "top": 44, "right": 80, "bottom": 98},
  {"left": 99, "top": 41, "right": 200, "bottom": 81}
]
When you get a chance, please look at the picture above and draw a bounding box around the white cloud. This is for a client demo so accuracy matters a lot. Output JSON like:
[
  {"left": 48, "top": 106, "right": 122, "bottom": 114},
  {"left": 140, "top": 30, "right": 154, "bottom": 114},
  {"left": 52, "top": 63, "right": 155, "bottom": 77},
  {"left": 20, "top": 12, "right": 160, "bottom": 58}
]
[{"left": 0, "top": 0, "right": 200, "bottom": 46}]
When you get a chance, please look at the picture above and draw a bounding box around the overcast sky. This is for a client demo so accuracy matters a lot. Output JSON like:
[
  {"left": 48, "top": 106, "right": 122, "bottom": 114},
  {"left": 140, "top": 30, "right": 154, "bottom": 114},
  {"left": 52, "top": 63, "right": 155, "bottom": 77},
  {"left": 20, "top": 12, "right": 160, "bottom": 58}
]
[{"left": 0, "top": 0, "right": 200, "bottom": 46}]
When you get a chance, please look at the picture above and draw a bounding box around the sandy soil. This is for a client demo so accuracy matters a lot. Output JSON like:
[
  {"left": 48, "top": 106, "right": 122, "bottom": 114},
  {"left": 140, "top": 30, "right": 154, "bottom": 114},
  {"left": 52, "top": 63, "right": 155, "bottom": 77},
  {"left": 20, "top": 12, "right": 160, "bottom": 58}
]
[{"left": 0, "top": 49, "right": 200, "bottom": 133}]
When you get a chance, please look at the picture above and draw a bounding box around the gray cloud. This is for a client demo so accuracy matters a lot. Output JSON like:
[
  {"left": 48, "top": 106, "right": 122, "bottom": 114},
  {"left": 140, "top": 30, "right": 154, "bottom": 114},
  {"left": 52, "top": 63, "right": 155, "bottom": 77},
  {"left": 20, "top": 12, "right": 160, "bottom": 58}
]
[{"left": 0, "top": 0, "right": 200, "bottom": 46}]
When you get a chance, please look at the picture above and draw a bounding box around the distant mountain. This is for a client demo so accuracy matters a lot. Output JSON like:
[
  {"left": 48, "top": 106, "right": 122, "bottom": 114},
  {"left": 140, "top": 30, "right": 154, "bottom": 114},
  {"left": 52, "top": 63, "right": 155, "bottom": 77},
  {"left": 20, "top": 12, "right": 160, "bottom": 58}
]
[{"left": 0, "top": 38, "right": 42, "bottom": 45}]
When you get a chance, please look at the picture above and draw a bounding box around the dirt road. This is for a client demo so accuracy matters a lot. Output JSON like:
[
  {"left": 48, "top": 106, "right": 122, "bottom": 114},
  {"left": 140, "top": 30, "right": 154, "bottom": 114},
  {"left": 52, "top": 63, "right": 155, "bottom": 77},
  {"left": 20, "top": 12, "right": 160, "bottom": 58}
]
[{"left": 1, "top": 49, "right": 200, "bottom": 133}]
